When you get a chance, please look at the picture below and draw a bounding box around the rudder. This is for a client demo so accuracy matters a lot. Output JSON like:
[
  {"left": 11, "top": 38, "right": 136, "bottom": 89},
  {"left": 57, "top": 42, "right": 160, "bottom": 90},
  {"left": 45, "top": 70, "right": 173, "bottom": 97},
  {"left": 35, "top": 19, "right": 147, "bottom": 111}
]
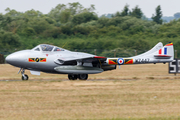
[{"left": 154, "top": 42, "right": 174, "bottom": 60}]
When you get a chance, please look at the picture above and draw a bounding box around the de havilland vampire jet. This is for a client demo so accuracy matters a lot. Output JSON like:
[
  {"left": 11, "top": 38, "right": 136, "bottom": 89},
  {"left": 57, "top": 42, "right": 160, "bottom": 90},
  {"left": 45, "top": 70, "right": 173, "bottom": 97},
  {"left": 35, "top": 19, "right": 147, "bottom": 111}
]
[{"left": 5, "top": 42, "right": 174, "bottom": 80}]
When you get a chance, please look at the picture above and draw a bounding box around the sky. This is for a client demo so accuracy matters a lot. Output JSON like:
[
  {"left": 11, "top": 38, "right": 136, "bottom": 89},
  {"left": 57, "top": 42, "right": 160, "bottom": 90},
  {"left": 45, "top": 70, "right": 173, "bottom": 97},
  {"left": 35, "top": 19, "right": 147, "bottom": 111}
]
[{"left": 0, "top": 0, "right": 180, "bottom": 18}]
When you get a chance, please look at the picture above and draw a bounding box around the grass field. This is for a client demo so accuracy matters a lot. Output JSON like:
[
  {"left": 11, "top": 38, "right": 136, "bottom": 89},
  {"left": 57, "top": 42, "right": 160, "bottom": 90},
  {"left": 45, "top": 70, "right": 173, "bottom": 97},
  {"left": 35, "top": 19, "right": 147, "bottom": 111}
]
[
  {"left": 0, "top": 64, "right": 180, "bottom": 120},
  {"left": 0, "top": 63, "right": 178, "bottom": 80}
]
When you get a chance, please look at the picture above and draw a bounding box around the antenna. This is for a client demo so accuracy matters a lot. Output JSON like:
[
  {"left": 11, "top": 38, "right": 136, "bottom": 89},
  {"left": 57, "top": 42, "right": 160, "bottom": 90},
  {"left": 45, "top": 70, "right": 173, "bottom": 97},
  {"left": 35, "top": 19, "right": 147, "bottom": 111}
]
[{"left": 62, "top": 42, "right": 67, "bottom": 48}]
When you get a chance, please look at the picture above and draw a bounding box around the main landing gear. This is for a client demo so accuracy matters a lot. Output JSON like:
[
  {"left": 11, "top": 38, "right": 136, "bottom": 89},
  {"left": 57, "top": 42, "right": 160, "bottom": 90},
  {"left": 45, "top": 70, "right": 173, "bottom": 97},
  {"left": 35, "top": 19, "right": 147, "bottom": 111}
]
[
  {"left": 68, "top": 74, "right": 88, "bottom": 80},
  {"left": 19, "top": 68, "right": 29, "bottom": 81}
]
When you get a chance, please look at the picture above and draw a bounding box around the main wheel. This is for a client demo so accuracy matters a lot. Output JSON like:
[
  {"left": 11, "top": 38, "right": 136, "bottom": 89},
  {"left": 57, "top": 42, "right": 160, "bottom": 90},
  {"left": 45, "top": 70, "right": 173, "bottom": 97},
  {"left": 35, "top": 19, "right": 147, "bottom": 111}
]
[
  {"left": 78, "top": 74, "right": 88, "bottom": 80},
  {"left": 22, "top": 74, "right": 29, "bottom": 81},
  {"left": 68, "top": 74, "right": 78, "bottom": 80}
]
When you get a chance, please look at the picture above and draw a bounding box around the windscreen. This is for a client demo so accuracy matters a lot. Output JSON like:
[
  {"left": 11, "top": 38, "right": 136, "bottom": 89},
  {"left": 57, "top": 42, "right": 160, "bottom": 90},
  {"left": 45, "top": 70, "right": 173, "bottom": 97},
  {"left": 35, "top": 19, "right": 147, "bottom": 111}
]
[
  {"left": 41, "top": 44, "right": 54, "bottom": 51},
  {"left": 54, "top": 47, "right": 65, "bottom": 51}
]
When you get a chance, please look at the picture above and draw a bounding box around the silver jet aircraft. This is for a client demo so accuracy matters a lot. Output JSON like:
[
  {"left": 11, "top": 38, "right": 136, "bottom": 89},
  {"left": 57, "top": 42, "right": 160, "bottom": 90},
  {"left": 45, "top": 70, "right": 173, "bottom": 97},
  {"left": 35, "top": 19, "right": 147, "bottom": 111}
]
[{"left": 5, "top": 42, "right": 174, "bottom": 80}]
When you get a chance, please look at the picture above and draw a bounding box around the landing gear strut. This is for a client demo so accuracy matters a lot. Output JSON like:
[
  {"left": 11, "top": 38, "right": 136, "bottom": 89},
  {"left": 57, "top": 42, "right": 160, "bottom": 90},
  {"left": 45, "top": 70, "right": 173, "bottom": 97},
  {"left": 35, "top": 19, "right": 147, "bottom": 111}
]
[
  {"left": 19, "top": 68, "right": 29, "bottom": 80},
  {"left": 68, "top": 74, "right": 88, "bottom": 80}
]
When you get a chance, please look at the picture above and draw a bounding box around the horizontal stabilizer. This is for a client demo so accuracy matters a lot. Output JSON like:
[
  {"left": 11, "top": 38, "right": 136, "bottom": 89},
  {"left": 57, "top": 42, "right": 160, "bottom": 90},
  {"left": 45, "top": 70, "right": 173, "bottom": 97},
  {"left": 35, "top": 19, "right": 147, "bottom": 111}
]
[{"left": 154, "top": 55, "right": 171, "bottom": 59}]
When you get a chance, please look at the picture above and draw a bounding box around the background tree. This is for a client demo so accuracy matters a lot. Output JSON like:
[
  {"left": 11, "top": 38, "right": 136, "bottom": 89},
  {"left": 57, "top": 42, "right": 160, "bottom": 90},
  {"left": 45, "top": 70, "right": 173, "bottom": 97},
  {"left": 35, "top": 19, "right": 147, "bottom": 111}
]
[
  {"left": 174, "top": 12, "right": 180, "bottom": 19},
  {"left": 1, "top": 2, "right": 180, "bottom": 58},
  {"left": 68, "top": 2, "right": 84, "bottom": 15},
  {"left": 121, "top": 4, "right": 130, "bottom": 16},
  {"left": 48, "top": 4, "right": 67, "bottom": 22},
  {"left": 72, "top": 12, "right": 98, "bottom": 25},
  {"left": 59, "top": 9, "right": 71, "bottom": 23},
  {"left": 114, "top": 11, "right": 121, "bottom": 17},
  {"left": 48, "top": 2, "right": 96, "bottom": 24},
  {"left": 0, "top": 31, "right": 21, "bottom": 48},
  {"left": 151, "top": 5, "right": 163, "bottom": 24},
  {"left": 24, "top": 9, "right": 43, "bottom": 18},
  {"left": 130, "top": 6, "right": 143, "bottom": 19}
]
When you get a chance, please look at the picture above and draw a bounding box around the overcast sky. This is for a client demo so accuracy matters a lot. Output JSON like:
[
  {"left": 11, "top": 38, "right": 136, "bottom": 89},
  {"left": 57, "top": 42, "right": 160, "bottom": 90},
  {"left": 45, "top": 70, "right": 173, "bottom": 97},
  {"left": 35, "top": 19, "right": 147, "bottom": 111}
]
[{"left": 0, "top": 0, "right": 180, "bottom": 17}]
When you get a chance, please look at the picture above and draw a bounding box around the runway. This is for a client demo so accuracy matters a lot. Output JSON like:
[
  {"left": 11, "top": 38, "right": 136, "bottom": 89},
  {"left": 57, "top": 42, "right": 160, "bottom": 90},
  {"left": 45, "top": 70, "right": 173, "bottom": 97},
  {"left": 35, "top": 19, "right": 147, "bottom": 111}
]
[
  {"left": 0, "top": 63, "right": 176, "bottom": 81},
  {"left": 0, "top": 64, "right": 180, "bottom": 119}
]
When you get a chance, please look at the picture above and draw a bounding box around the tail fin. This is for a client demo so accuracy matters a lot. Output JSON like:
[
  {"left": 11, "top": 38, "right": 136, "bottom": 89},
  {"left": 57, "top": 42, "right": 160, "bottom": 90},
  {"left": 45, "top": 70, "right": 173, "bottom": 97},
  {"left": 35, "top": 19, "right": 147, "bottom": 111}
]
[
  {"left": 154, "top": 42, "right": 174, "bottom": 60},
  {"left": 134, "top": 42, "right": 163, "bottom": 57}
]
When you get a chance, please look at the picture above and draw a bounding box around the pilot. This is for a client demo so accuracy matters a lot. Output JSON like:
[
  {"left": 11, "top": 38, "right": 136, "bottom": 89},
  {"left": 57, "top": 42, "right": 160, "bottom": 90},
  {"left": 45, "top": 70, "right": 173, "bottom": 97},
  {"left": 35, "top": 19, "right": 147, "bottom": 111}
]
[{"left": 46, "top": 45, "right": 53, "bottom": 51}]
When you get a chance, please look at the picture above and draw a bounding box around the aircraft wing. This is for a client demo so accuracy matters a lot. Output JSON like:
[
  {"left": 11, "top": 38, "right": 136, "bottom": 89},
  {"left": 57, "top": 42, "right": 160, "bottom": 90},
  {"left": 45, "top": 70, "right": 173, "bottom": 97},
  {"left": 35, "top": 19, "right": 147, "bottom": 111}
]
[{"left": 55, "top": 52, "right": 106, "bottom": 65}]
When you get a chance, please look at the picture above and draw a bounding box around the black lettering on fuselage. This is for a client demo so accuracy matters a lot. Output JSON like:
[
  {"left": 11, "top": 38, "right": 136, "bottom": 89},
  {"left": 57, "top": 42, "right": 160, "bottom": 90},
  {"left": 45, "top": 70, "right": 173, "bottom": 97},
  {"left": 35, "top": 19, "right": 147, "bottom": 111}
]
[{"left": 135, "top": 58, "right": 150, "bottom": 63}]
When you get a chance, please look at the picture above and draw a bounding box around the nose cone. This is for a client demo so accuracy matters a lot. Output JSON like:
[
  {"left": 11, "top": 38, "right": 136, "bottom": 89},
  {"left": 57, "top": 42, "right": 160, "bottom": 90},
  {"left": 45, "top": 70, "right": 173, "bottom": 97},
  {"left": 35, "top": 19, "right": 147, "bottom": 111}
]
[
  {"left": 5, "top": 54, "right": 13, "bottom": 64},
  {"left": 5, "top": 50, "right": 29, "bottom": 67},
  {"left": 6, "top": 53, "right": 20, "bottom": 65}
]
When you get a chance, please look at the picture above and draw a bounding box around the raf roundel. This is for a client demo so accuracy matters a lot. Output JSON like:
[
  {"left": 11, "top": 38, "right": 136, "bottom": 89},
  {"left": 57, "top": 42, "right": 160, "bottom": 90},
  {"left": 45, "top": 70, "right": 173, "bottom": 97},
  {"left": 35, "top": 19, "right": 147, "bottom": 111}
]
[{"left": 118, "top": 58, "right": 124, "bottom": 65}]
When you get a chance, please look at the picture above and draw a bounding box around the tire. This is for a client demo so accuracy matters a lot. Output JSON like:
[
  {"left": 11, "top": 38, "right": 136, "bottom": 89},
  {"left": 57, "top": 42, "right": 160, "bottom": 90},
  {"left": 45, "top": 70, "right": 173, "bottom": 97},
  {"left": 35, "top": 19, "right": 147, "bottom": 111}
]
[
  {"left": 68, "top": 74, "right": 77, "bottom": 80},
  {"left": 78, "top": 74, "right": 88, "bottom": 80},
  {"left": 22, "top": 74, "right": 29, "bottom": 80},
  {"left": 73, "top": 75, "right": 78, "bottom": 80},
  {"left": 68, "top": 74, "right": 73, "bottom": 80}
]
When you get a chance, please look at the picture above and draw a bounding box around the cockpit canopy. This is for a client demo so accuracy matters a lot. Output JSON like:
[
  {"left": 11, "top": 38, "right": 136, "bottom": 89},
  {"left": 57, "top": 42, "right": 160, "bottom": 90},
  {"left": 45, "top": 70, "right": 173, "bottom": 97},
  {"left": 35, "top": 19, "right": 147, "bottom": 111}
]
[{"left": 32, "top": 44, "right": 67, "bottom": 52}]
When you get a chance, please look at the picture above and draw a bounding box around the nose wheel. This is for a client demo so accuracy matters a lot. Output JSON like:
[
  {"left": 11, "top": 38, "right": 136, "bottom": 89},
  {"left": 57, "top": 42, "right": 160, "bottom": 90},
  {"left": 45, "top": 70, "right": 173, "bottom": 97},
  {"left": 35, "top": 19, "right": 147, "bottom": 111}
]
[
  {"left": 22, "top": 74, "right": 29, "bottom": 80},
  {"left": 19, "top": 68, "right": 29, "bottom": 80}
]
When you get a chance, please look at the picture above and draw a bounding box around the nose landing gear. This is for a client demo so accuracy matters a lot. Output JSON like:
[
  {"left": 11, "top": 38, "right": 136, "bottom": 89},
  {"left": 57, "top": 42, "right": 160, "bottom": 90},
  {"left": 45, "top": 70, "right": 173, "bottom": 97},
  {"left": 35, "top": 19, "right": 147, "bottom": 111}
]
[
  {"left": 22, "top": 74, "right": 29, "bottom": 80},
  {"left": 19, "top": 68, "right": 29, "bottom": 80}
]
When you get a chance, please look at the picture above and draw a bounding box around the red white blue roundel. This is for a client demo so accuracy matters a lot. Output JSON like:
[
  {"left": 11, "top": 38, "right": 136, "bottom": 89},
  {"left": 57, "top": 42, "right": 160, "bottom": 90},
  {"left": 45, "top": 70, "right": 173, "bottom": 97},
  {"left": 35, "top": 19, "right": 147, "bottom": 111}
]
[{"left": 118, "top": 58, "right": 124, "bottom": 65}]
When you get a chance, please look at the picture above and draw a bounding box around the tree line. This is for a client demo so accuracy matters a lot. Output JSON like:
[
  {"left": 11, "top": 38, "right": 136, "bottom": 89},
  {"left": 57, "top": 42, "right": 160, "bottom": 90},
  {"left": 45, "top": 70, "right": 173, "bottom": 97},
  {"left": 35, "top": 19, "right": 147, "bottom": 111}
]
[{"left": 0, "top": 3, "right": 180, "bottom": 57}]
